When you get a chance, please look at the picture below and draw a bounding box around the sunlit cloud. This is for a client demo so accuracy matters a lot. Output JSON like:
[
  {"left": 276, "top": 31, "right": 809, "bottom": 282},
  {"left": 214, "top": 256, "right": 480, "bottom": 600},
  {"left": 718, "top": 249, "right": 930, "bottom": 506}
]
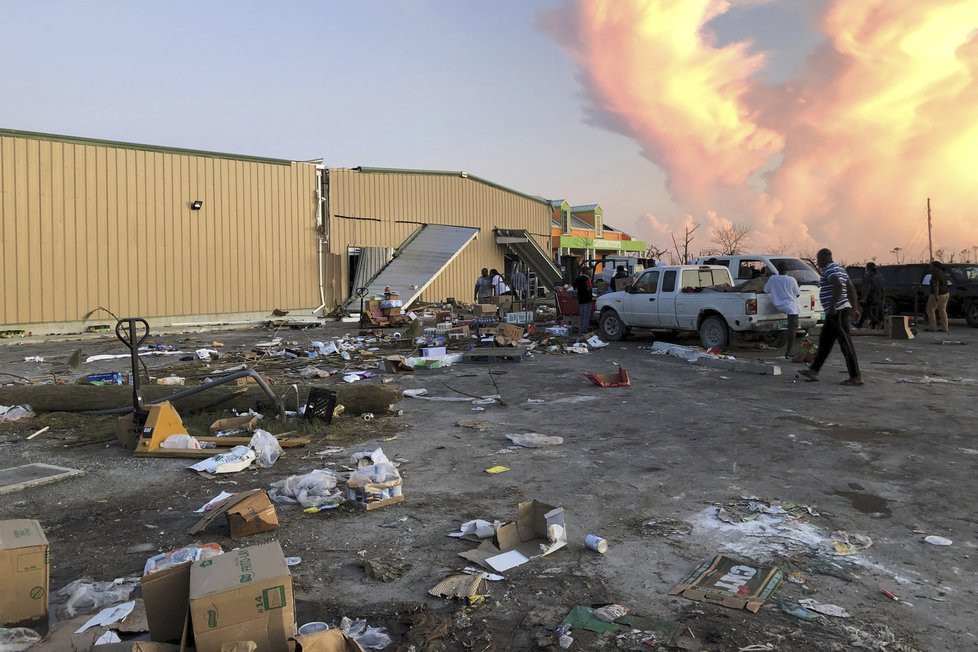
[{"left": 545, "top": 0, "right": 978, "bottom": 262}]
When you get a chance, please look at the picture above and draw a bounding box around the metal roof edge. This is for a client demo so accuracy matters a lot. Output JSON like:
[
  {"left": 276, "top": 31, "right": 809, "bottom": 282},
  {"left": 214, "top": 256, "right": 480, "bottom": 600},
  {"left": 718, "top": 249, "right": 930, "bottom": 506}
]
[
  {"left": 0, "top": 127, "right": 298, "bottom": 166},
  {"left": 348, "top": 166, "right": 552, "bottom": 207}
]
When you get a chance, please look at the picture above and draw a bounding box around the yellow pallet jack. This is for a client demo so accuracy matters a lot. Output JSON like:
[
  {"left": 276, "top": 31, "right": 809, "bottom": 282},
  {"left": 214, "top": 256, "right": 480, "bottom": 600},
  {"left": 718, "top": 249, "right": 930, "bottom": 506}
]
[{"left": 111, "top": 318, "right": 308, "bottom": 458}]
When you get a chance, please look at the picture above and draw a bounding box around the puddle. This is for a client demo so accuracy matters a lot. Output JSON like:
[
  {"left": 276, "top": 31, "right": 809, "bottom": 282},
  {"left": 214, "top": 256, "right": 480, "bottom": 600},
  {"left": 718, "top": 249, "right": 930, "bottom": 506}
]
[{"left": 833, "top": 491, "right": 892, "bottom": 518}]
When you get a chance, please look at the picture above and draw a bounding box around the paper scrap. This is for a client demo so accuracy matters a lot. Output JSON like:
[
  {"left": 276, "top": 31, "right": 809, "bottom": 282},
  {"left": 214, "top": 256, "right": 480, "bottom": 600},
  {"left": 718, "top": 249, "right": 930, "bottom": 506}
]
[
  {"left": 95, "top": 630, "right": 122, "bottom": 645},
  {"left": 195, "top": 491, "right": 235, "bottom": 513},
  {"left": 485, "top": 466, "right": 510, "bottom": 475},
  {"left": 485, "top": 549, "right": 530, "bottom": 572},
  {"left": 76, "top": 600, "right": 136, "bottom": 633}
]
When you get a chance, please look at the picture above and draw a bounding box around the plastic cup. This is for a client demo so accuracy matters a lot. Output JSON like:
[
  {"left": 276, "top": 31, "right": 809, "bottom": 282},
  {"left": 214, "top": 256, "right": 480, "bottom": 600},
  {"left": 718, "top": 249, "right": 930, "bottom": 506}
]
[
  {"left": 585, "top": 534, "right": 608, "bottom": 553},
  {"left": 297, "top": 622, "right": 329, "bottom": 636}
]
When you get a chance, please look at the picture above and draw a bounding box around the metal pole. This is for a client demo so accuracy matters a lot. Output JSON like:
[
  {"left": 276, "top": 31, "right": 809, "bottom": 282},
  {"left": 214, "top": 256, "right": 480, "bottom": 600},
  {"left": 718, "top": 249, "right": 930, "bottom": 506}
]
[{"left": 927, "top": 197, "right": 934, "bottom": 261}]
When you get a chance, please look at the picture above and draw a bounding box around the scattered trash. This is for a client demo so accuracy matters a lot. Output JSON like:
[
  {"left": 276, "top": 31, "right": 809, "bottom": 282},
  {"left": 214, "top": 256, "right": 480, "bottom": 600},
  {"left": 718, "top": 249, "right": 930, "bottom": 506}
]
[
  {"left": 0, "top": 405, "right": 34, "bottom": 423},
  {"left": 428, "top": 573, "right": 488, "bottom": 604},
  {"left": 159, "top": 433, "right": 201, "bottom": 449},
  {"left": 23, "top": 356, "right": 44, "bottom": 363},
  {"left": 346, "top": 458, "right": 403, "bottom": 510},
  {"left": 143, "top": 542, "right": 223, "bottom": 575},
  {"left": 338, "top": 616, "right": 392, "bottom": 650},
  {"left": 188, "top": 445, "right": 256, "bottom": 474},
  {"left": 296, "top": 621, "right": 330, "bottom": 636},
  {"left": 269, "top": 469, "right": 343, "bottom": 509},
  {"left": 923, "top": 535, "right": 952, "bottom": 546},
  {"left": 563, "top": 343, "right": 589, "bottom": 354},
  {"left": 459, "top": 500, "right": 566, "bottom": 572},
  {"left": 527, "top": 398, "right": 546, "bottom": 404},
  {"left": 54, "top": 577, "right": 138, "bottom": 620},
  {"left": 585, "top": 534, "right": 608, "bottom": 553},
  {"left": 670, "top": 555, "right": 783, "bottom": 613},
  {"left": 189, "top": 489, "right": 280, "bottom": 539},
  {"left": 830, "top": 530, "right": 873, "bottom": 555},
  {"left": 457, "top": 419, "right": 491, "bottom": 431},
  {"left": 787, "top": 571, "right": 809, "bottom": 585},
  {"left": 585, "top": 368, "right": 630, "bottom": 387},
  {"left": 779, "top": 600, "right": 818, "bottom": 621},
  {"left": 0, "top": 628, "right": 41, "bottom": 652},
  {"left": 880, "top": 589, "right": 899, "bottom": 601},
  {"left": 209, "top": 414, "right": 258, "bottom": 434},
  {"left": 797, "top": 598, "right": 851, "bottom": 618},
  {"left": 155, "top": 375, "right": 186, "bottom": 386},
  {"left": 592, "top": 604, "right": 628, "bottom": 622},
  {"left": 484, "top": 466, "right": 510, "bottom": 474},
  {"left": 75, "top": 600, "right": 136, "bottom": 633},
  {"left": 586, "top": 335, "right": 608, "bottom": 348},
  {"left": 506, "top": 433, "right": 563, "bottom": 448},
  {"left": 195, "top": 491, "right": 236, "bottom": 513},
  {"left": 449, "top": 519, "right": 500, "bottom": 541},
  {"left": 249, "top": 429, "right": 283, "bottom": 468},
  {"left": 361, "top": 412, "right": 374, "bottom": 421}
]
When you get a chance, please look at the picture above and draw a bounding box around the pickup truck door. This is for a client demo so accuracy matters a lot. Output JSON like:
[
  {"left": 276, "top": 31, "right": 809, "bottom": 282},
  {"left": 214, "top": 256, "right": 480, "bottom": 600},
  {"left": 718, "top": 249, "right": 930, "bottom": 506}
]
[
  {"left": 655, "top": 270, "right": 680, "bottom": 328},
  {"left": 623, "top": 269, "right": 661, "bottom": 327}
]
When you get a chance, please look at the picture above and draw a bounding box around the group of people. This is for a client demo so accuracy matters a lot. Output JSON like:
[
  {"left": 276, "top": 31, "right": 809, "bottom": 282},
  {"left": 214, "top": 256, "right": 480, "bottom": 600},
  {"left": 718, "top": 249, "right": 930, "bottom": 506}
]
[{"left": 473, "top": 267, "right": 529, "bottom": 305}]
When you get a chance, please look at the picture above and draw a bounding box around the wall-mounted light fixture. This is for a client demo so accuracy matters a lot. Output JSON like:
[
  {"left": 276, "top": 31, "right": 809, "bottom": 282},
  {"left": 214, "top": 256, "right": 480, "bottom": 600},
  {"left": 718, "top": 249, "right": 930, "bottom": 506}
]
[{"left": 191, "top": 200, "right": 203, "bottom": 210}]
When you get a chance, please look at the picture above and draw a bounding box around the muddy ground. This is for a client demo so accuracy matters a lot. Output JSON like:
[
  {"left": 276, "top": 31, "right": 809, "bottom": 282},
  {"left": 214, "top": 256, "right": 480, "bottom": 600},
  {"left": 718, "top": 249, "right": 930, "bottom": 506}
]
[{"left": 1, "top": 317, "right": 976, "bottom": 651}]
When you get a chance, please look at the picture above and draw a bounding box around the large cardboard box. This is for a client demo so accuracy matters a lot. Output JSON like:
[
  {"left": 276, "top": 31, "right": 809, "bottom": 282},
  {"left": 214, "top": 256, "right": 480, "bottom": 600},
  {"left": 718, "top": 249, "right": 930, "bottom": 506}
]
[
  {"left": 188, "top": 490, "right": 280, "bottom": 540},
  {"left": 189, "top": 542, "right": 295, "bottom": 652},
  {"left": 475, "top": 304, "right": 497, "bottom": 316},
  {"left": 142, "top": 563, "right": 192, "bottom": 643},
  {"left": 458, "top": 501, "right": 566, "bottom": 572},
  {"left": 0, "top": 519, "right": 49, "bottom": 627}
]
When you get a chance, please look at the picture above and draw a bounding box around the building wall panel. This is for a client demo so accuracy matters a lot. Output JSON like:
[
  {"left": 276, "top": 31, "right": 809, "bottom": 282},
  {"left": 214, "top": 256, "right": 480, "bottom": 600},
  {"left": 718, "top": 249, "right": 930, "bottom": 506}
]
[
  {"left": 326, "top": 168, "right": 552, "bottom": 308},
  {"left": 0, "top": 131, "right": 321, "bottom": 329}
]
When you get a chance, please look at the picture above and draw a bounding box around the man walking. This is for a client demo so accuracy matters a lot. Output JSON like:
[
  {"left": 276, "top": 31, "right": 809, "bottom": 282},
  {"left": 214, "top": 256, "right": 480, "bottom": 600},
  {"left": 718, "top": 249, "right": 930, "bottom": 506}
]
[
  {"left": 926, "top": 261, "right": 950, "bottom": 332},
  {"left": 763, "top": 263, "right": 800, "bottom": 359},
  {"left": 858, "top": 262, "right": 885, "bottom": 329},
  {"left": 799, "top": 248, "right": 863, "bottom": 386},
  {"left": 474, "top": 268, "right": 493, "bottom": 304}
]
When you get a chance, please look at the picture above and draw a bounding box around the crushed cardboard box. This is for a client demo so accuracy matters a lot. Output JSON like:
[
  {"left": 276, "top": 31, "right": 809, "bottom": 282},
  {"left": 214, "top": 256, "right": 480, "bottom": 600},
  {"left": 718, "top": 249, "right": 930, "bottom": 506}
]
[
  {"left": 670, "top": 554, "right": 783, "bottom": 613},
  {"left": 210, "top": 415, "right": 258, "bottom": 433},
  {"left": 289, "top": 629, "right": 366, "bottom": 652},
  {"left": 189, "top": 489, "right": 280, "bottom": 540},
  {"left": 382, "top": 356, "right": 412, "bottom": 373},
  {"left": 189, "top": 542, "right": 295, "bottom": 652},
  {"left": 0, "top": 518, "right": 49, "bottom": 627},
  {"left": 143, "top": 563, "right": 192, "bottom": 643},
  {"left": 459, "top": 501, "right": 566, "bottom": 572},
  {"left": 428, "top": 573, "right": 488, "bottom": 604}
]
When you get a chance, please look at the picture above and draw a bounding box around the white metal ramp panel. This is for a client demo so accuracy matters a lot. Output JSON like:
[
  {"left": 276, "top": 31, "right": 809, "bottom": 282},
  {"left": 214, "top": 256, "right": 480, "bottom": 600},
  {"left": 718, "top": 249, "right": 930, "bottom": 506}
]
[
  {"left": 361, "top": 225, "right": 479, "bottom": 307},
  {"left": 495, "top": 229, "right": 563, "bottom": 289}
]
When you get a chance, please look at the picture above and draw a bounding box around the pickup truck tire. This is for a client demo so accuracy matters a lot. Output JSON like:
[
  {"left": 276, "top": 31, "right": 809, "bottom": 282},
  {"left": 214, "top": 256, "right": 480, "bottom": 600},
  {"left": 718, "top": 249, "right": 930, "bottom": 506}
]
[
  {"left": 599, "top": 310, "right": 627, "bottom": 341},
  {"left": 699, "top": 315, "right": 730, "bottom": 349},
  {"left": 965, "top": 301, "right": 978, "bottom": 328}
]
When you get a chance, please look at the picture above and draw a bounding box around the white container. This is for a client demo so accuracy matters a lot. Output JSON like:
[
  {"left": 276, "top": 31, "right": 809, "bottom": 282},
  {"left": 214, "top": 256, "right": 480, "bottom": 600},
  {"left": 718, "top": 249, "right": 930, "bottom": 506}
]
[
  {"left": 297, "top": 622, "right": 329, "bottom": 635},
  {"left": 585, "top": 534, "right": 608, "bottom": 553}
]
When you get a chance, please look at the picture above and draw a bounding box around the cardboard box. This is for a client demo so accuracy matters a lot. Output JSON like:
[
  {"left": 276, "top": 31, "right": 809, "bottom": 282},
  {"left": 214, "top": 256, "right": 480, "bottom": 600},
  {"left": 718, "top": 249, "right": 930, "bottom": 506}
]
[
  {"left": 475, "top": 304, "right": 498, "bottom": 316},
  {"left": 289, "top": 629, "right": 366, "bottom": 652},
  {"left": 421, "top": 346, "right": 447, "bottom": 357},
  {"left": 142, "top": 562, "right": 192, "bottom": 643},
  {"left": 0, "top": 519, "right": 49, "bottom": 627},
  {"left": 459, "top": 501, "right": 566, "bottom": 572},
  {"left": 669, "top": 554, "right": 783, "bottom": 613},
  {"left": 189, "top": 542, "right": 295, "bottom": 652},
  {"left": 382, "top": 355, "right": 412, "bottom": 373},
  {"left": 505, "top": 311, "right": 534, "bottom": 325},
  {"left": 495, "top": 324, "right": 524, "bottom": 341},
  {"left": 189, "top": 490, "right": 280, "bottom": 540}
]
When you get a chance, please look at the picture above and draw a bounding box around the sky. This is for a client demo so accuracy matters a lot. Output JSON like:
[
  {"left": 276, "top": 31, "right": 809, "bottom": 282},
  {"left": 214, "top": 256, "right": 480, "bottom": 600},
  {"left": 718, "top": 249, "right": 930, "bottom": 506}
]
[{"left": 2, "top": 0, "right": 976, "bottom": 264}]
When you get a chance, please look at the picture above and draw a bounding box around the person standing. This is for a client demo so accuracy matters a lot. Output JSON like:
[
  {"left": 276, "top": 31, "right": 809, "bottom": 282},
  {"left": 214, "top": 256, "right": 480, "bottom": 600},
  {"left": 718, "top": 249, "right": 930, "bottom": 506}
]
[
  {"left": 474, "top": 268, "right": 493, "bottom": 304},
  {"left": 763, "top": 265, "right": 800, "bottom": 359},
  {"left": 572, "top": 267, "right": 594, "bottom": 334},
  {"left": 511, "top": 267, "right": 528, "bottom": 303},
  {"left": 926, "top": 261, "right": 950, "bottom": 332},
  {"left": 489, "top": 268, "right": 508, "bottom": 297},
  {"left": 799, "top": 248, "right": 863, "bottom": 385},
  {"left": 858, "top": 262, "right": 885, "bottom": 329},
  {"left": 610, "top": 265, "right": 630, "bottom": 292}
]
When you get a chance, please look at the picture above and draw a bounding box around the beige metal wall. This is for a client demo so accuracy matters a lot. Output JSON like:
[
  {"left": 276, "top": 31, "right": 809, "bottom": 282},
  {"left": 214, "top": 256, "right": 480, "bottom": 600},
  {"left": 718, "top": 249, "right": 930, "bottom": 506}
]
[
  {"left": 0, "top": 131, "right": 321, "bottom": 330},
  {"left": 326, "top": 168, "right": 552, "bottom": 305}
]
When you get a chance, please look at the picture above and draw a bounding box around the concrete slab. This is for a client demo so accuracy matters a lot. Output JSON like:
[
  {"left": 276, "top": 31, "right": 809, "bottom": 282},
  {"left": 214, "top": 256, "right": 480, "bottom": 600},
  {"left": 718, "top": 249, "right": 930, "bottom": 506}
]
[
  {"left": 0, "top": 463, "right": 84, "bottom": 495},
  {"left": 694, "top": 356, "right": 782, "bottom": 375}
]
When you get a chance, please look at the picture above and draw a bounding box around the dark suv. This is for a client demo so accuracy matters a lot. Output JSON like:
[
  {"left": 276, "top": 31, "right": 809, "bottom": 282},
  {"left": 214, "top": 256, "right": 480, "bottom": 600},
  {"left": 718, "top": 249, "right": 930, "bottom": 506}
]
[{"left": 848, "top": 263, "right": 978, "bottom": 327}]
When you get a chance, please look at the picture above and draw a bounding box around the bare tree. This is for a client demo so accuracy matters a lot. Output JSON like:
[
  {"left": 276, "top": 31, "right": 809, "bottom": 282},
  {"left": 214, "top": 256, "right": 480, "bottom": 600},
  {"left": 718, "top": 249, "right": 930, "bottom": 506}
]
[
  {"left": 768, "top": 237, "right": 792, "bottom": 255},
  {"left": 671, "top": 224, "right": 700, "bottom": 263},
  {"left": 711, "top": 223, "right": 752, "bottom": 255},
  {"left": 644, "top": 243, "right": 669, "bottom": 263}
]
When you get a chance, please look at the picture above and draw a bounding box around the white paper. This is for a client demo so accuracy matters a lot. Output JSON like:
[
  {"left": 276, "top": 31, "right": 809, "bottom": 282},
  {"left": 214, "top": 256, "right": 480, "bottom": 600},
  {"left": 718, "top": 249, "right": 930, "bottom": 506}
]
[
  {"left": 75, "top": 601, "right": 136, "bottom": 633},
  {"left": 189, "top": 445, "right": 253, "bottom": 474},
  {"left": 485, "top": 549, "right": 530, "bottom": 572},
  {"left": 94, "top": 630, "right": 122, "bottom": 645},
  {"left": 195, "top": 491, "right": 235, "bottom": 513}
]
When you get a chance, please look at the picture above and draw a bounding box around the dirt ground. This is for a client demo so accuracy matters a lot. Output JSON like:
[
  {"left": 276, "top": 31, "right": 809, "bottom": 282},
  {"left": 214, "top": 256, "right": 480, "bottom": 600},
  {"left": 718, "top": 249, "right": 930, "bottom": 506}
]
[{"left": 1, "top": 316, "right": 976, "bottom": 651}]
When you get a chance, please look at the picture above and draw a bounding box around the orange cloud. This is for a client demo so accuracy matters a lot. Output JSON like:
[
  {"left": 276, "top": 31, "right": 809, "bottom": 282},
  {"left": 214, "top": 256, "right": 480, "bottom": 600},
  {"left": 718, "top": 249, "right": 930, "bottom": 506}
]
[{"left": 545, "top": 0, "right": 978, "bottom": 262}]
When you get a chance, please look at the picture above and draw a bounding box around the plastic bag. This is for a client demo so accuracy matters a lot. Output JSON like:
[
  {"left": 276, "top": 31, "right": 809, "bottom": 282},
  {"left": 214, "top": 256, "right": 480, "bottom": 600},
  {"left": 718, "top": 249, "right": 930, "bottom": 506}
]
[
  {"left": 159, "top": 434, "right": 201, "bottom": 449},
  {"left": 0, "top": 628, "right": 42, "bottom": 652},
  {"left": 54, "top": 578, "right": 139, "bottom": 619},
  {"left": 339, "top": 618, "right": 392, "bottom": 650},
  {"left": 249, "top": 429, "right": 283, "bottom": 468},
  {"left": 347, "top": 463, "right": 400, "bottom": 489},
  {"left": 0, "top": 405, "right": 34, "bottom": 423},
  {"left": 143, "top": 543, "right": 223, "bottom": 576},
  {"left": 268, "top": 470, "right": 342, "bottom": 508}
]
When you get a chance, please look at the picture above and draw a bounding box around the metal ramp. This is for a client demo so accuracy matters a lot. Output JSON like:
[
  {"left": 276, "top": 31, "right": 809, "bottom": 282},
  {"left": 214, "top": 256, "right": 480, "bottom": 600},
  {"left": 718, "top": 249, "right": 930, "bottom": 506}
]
[
  {"left": 348, "top": 225, "right": 479, "bottom": 308},
  {"left": 494, "top": 229, "right": 562, "bottom": 289}
]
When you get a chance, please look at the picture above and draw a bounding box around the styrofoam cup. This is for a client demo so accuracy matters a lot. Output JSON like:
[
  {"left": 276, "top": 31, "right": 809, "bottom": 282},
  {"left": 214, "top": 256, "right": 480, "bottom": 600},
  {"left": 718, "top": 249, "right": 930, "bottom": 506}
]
[
  {"left": 585, "top": 534, "right": 608, "bottom": 553},
  {"left": 297, "top": 622, "right": 329, "bottom": 635}
]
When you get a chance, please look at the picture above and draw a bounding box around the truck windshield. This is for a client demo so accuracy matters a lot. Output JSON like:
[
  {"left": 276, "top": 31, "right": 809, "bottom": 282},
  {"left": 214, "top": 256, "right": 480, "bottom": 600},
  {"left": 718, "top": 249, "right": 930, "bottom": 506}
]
[{"left": 770, "top": 258, "right": 820, "bottom": 284}]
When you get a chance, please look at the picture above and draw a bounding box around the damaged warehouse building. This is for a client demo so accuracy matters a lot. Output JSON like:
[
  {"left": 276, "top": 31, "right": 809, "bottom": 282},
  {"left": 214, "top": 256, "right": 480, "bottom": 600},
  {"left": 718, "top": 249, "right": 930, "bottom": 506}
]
[{"left": 0, "top": 128, "right": 563, "bottom": 334}]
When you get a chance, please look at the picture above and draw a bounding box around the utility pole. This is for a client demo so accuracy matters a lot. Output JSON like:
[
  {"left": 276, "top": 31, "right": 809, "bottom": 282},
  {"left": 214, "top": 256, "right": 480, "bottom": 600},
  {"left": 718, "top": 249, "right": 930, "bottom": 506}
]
[{"left": 927, "top": 197, "right": 934, "bottom": 261}]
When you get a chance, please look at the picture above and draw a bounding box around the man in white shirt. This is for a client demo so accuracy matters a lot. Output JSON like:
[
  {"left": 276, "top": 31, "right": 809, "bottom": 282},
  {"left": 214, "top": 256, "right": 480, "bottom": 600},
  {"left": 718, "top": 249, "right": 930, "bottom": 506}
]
[{"left": 763, "top": 265, "right": 801, "bottom": 359}]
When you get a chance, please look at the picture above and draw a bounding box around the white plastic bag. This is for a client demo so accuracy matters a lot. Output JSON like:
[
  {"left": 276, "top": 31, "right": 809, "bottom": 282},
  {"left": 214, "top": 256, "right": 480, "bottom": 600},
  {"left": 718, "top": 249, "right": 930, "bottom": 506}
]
[
  {"left": 249, "top": 429, "right": 283, "bottom": 468},
  {"left": 0, "top": 405, "right": 34, "bottom": 423},
  {"left": 159, "top": 434, "right": 201, "bottom": 449},
  {"left": 347, "top": 463, "right": 400, "bottom": 488},
  {"left": 0, "top": 627, "right": 41, "bottom": 652},
  {"left": 54, "top": 578, "right": 138, "bottom": 619},
  {"left": 268, "top": 470, "right": 342, "bottom": 508}
]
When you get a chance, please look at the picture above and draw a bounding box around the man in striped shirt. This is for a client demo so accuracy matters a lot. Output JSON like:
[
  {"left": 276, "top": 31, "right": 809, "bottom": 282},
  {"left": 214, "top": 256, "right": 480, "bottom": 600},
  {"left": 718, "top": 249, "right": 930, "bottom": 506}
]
[{"left": 799, "top": 248, "right": 863, "bottom": 385}]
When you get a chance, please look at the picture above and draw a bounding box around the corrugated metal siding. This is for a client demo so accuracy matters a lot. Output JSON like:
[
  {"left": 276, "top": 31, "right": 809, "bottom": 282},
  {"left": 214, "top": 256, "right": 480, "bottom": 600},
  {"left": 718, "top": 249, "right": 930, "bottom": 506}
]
[
  {"left": 326, "top": 169, "right": 552, "bottom": 305},
  {"left": 0, "top": 133, "right": 320, "bottom": 327}
]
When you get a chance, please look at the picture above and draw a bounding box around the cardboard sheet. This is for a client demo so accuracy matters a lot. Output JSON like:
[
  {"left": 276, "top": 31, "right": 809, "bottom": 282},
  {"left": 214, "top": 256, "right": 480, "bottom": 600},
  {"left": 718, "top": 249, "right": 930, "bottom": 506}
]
[
  {"left": 669, "top": 554, "right": 783, "bottom": 613},
  {"left": 458, "top": 500, "right": 566, "bottom": 571}
]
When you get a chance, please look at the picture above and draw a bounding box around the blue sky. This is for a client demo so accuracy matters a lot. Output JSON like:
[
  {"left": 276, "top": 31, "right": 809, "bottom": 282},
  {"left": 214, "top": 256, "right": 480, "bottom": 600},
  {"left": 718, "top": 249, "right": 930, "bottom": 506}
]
[{"left": 1, "top": 1, "right": 825, "bottom": 251}]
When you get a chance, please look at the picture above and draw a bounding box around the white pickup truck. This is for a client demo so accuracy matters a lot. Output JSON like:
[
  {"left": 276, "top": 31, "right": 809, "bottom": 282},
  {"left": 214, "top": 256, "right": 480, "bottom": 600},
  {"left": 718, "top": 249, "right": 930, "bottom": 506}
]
[
  {"left": 693, "top": 254, "right": 824, "bottom": 321},
  {"left": 593, "top": 265, "right": 819, "bottom": 348}
]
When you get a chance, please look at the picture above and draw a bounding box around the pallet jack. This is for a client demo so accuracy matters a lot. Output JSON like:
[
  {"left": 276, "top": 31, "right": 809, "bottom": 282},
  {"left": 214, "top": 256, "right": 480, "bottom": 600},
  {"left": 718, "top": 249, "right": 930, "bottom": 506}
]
[{"left": 111, "top": 318, "right": 308, "bottom": 458}]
